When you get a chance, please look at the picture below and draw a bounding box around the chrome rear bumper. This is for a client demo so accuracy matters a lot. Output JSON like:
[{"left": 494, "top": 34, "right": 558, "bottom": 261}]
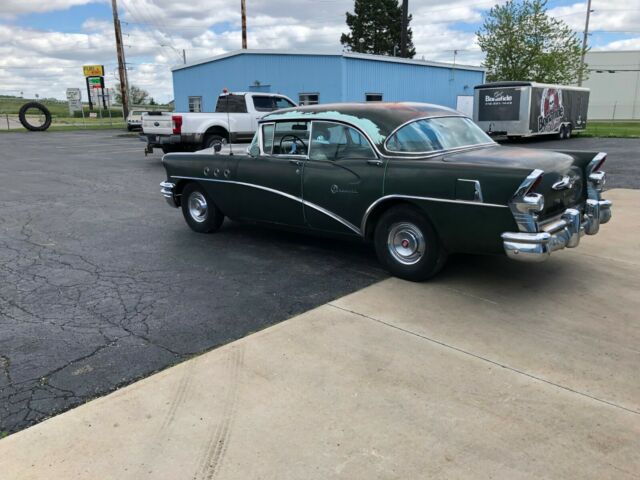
[
  {"left": 502, "top": 199, "right": 612, "bottom": 262},
  {"left": 160, "top": 181, "right": 179, "bottom": 208}
]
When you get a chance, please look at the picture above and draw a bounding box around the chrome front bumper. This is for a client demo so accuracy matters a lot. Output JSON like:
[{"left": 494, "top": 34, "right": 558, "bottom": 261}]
[
  {"left": 502, "top": 199, "right": 612, "bottom": 262},
  {"left": 160, "top": 181, "right": 179, "bottom": 208}
]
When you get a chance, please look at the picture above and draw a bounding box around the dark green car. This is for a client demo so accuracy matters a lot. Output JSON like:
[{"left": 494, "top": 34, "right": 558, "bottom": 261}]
[{"left": 160, "top": 102, "right": 612, "bottom": 281}]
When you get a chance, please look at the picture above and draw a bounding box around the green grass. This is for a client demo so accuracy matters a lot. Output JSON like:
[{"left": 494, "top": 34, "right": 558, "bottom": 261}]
[
  {"left": 583, "top": 121, "right": 640, "bottom": 138},
  {"left": 0, "top": 431, "right": 8, "bottom": 439}
]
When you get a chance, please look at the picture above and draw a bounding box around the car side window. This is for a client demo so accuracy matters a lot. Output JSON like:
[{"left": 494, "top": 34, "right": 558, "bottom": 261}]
[
  {"left": 262, "top": 123, "right": 274, "bottom": 154},
  {"left": 309, "top": 121, "right": 375, "bottom": 161},
  {"left": 272, "top": 121, "right": 309, "bottom": 156}
]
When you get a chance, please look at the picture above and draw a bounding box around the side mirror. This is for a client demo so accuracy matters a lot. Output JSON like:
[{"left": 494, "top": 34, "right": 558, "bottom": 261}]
[
  {"left": 247, "top": 144, "right": 260, "bottom": 157},
  {"left": 213, "top": 143, "right": 222, "bottom": 153}
]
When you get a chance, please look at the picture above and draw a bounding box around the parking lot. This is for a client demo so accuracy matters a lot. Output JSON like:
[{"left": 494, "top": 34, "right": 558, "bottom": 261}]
[
  {"left": 0, "top": 131, "right": 387, "bottom": 434},
  {"left": 0, "top": 130, "right": 638, "bottom": 437}
]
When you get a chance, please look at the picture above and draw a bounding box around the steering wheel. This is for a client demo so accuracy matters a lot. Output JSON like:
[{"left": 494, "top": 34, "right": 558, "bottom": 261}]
[{"left": 279, "top": 134, "right": 306, "bottom": 155}]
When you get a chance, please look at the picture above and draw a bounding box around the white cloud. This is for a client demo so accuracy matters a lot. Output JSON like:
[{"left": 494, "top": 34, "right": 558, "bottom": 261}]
[
  {"left": 0, "top": 0, "right": 101, "bottom": 17},
  {"left": 2, "top": 0, "right": 637, "bottom": 102},
  {"left": 598, "top": 37, "right": 640, "bottom": 51}
]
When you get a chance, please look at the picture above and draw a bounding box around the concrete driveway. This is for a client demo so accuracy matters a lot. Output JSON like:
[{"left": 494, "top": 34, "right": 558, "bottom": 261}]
[{"left": 1, "top": 188, "right": 638, "bottom": 479}]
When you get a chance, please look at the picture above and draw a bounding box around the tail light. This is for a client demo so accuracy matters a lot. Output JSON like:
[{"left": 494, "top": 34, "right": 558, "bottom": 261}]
[
  {"left": 172, "top": 115, "right": 183, "bottom": 135},
  {"left": 588, "top": 153, "right": 606, "bottom": 193},
  {"left": 512, "top": 169, "right": 545, "bottom": 214}
]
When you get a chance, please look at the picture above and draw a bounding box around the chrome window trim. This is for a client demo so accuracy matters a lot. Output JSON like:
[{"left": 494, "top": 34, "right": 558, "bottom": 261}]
[
  {"left": 361, "top": 194, "right": 508, "bottom": 234},
  {"left": 171, "top": 176, "right": 361, "bottom": 235},
  {"left": 383, "top": 115, "right": 497, "bottom": 155}
]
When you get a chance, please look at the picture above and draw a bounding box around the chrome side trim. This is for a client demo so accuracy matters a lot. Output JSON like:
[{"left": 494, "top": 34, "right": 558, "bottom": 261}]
[
  {"left": 171, "top": 176, "right": 361, "bottom": 235},
  {"left": 360, "top": 194, "right": 508, "bottom": 234}
]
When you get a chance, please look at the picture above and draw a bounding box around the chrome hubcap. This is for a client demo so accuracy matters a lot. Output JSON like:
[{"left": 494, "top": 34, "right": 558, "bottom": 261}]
[
  {"left": 387, "top": 222, "right": 426, "bottom": 265},
  {"left": 188, "top": 192, "right": 208, "bottom": 223}
]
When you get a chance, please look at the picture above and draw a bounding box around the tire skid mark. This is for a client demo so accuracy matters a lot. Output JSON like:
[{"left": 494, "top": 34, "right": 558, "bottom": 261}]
[
  {"left": 194, "top": 345, "right": 244, "bottom": 480},
  {"left": 160, "top": 362, "right": 194, "bottom": 432}
]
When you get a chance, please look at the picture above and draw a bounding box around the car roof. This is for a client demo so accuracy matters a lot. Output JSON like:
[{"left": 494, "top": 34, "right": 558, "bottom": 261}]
[{"left": 261, "top": 102, "right": 461, "bottom": 146}]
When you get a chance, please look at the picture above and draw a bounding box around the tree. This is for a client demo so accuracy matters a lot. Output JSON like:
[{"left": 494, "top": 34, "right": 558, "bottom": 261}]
[
  {"left": 477, "top": 0, "right": 587, "bottom": 84},
  {"left": 113, "top": 83, "right": 151, "bottom": 105},
  {"left": 340, "top": 0, "right": 416, "bottom": 58}
]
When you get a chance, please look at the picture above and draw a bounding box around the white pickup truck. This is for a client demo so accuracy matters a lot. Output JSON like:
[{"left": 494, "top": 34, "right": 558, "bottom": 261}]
[{"left": 142, "top": 92, "right": 296, "bottom": 153}]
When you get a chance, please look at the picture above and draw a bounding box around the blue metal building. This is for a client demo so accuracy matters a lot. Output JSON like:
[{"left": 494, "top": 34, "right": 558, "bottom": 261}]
[{"left": 171, "top": 50, "right": 485, "bottom": 114}]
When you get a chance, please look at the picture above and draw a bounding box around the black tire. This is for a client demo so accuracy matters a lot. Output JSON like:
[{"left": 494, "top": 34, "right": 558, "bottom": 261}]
[
  {"left": 204, "top": 134, "right": 227, "bottom": 149},
  {"left": 181, "top": 183, "right": 224, "bottom": 233},
  {"left": 374, "top": 205, "right": 447, "bottom": 282},
  {"left": 18, "top": 102, "right": 52, "bottom": 132},
  {"left": 127, "top": 124, "right": 133, "bottom": 131},
  {"left": 565, "top": 125, "right": 572, "bottom": 139},
  {"left": 558, "top": 125, "right": 567, "bottom": 139}
]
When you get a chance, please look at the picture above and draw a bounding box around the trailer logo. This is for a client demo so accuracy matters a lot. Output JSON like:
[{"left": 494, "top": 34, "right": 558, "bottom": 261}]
[
  {"left": 484, "top": 90, "right": 513, "bottom": 105},
  {"left": 537, "top": 88, "right": 565, "bottom": 132}
]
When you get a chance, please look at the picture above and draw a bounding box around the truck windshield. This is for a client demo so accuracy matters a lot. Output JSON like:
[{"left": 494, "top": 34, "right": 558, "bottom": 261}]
[{"left": 386, "top": 117, "right": 493, "bottom": 153}]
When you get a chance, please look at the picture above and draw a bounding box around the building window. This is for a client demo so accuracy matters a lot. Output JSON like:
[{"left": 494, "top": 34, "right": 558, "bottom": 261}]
[
  {"left": 188, "top": 96, "right": 202, "bottom": 113},
  {"left": 366, "top": 93, "right": 383, "bottom": 102},
  {"left": 299, "top": 93, "right": 319, "bottom": 105}
]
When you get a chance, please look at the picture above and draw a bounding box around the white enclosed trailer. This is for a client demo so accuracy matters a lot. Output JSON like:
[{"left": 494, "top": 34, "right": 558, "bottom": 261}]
[{"left": 473, "top": 81, "right": 590, "bottom": 139}]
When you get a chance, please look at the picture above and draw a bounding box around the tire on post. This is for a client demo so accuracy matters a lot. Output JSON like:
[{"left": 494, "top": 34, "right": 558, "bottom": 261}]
[
  {"left": 18, "top": 102, "right": 52, "bottom": 132},
  {"left": 180, "top": 183, "right": 225, "bottom": 233},
  {"left": 373, "top": 204, "right": 447, "bottom": 282}
]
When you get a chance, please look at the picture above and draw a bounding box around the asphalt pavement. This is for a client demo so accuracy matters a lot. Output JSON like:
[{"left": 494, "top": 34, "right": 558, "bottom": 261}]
[
  {"left": 0, "top": 130, "right": 638, "bottom": 435},
  {"left": 0, "top": 131, "right": 386, "bottom": 434}
]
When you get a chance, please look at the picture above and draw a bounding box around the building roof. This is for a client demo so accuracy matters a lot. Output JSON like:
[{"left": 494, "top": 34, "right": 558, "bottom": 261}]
[
  {"left": 474, "top": 81, "right": 589, "bottom": 91},
  {"left": 171, "top": 49, "right": 485, "bottom": 73},
  {"left": 262, "top": 102, "right": 461, "bottom": 146}
]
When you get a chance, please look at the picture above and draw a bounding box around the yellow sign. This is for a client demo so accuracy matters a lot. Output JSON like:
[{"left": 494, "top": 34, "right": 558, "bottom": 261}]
[{"left": 83, "top": 65, "right": 104, "bottom": 77}]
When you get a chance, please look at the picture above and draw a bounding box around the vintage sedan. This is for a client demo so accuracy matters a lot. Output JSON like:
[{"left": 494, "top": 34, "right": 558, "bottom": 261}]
[{"left": 160, "top": 102, "right": 612, "bottom": 281}]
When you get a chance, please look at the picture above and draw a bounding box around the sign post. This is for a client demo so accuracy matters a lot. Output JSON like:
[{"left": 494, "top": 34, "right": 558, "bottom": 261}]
[{"left": 66, "top": 88, "right": 85, "bottom": 127}]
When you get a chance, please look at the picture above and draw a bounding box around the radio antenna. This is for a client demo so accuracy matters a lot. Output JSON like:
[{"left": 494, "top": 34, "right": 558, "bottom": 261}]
[{"left": 223, "top": 88, "right": 233, "bottom": 156}]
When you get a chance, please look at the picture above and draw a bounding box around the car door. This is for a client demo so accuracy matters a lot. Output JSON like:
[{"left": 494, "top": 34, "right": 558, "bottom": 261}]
[
  {"left": 235, "top": 121, "right": 308, "bottom": 226},
  {"left": 302, "top": 121, "right": 385, "bottom": 235}
]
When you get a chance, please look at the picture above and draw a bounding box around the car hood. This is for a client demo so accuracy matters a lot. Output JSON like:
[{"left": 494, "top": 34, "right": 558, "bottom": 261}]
[{"left": 443, "top": 145, "right": 575, "bottom": 173}]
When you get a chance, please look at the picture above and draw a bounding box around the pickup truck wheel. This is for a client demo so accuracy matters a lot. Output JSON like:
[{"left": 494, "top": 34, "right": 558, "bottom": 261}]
[
  {"left": 374, "top": 205, "right": 447, "bottom": 281},
  {"left": 181, "top": 183, "right": 224, "bottom": 233},
  {"left": 204, "top": 134, "right": 227, "bottom": 149}
]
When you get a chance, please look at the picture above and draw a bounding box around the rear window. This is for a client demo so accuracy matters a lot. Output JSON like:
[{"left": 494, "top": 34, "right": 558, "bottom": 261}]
[
  {"left": 215, "top": 94, "right": 247, "bottom": 113},
  {"left": 386, "top": 117, "right": 493, "bottom": 153},
  {"left": 253, "top": 96, "right": 295, "bottom": 112}
]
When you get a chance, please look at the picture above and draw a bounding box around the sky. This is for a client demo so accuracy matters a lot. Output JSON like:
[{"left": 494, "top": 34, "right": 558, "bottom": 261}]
[{"left": 1, "top": 0, "right": 639, "bottom": 103}]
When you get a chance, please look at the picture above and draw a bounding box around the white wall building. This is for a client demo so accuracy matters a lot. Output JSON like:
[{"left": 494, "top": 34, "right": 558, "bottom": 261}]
[{"left": 583, "top": 50, "right": 640, "bottom": 120}]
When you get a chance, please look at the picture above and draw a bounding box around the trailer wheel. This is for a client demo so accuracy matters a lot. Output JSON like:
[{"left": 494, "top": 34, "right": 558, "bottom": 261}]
[
  {"left": 565, "top": 125, "right": 572, "bottom": 139},
  {"left": 559, "top": 125, "right": 567, "bottom": 139}
]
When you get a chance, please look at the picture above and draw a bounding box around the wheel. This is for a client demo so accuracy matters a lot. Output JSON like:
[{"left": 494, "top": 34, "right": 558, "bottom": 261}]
[
  {"left": 204, "top": 134, "right": 227, "bottom": 150},
  {"left": 565, "top": 125, "right": 572, "bottom": 139},
  {"left": 558, "top": 125, "right": 567, "bottom": 139},
  {"left": 127, "top": 124, "right": 133, "bottom": 131},
  {"left": 374, "top": 205, "right": 447, "bottom": 282},
  {"left": 18, "top": 101, "right": 52, "bottom": 131},
  {"left": 181, "top": 183, "right": 224, "bottom": 233}
]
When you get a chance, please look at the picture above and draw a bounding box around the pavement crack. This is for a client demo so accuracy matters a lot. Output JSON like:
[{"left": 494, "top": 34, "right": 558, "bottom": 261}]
[{"left": 328, "top": 303, "right": 640, "bottom": 417}]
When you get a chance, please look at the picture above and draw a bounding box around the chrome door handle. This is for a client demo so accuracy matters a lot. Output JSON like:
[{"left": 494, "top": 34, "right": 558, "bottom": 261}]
[
  {"left": 367, "top": 159, "right": 383, "bottom": 167},
  {"left": 289, "top": 159, "right": 302, "bottom": 166}
]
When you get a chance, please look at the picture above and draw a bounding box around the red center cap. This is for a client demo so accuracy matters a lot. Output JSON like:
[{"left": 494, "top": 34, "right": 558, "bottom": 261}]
[{"left": 401, "top": 239, "right": 410, "bottom": 248}]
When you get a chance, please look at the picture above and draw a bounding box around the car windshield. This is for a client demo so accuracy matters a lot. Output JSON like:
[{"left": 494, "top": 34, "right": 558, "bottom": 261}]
[{"left": 386, "top": 117, "right": 493, "bottom": 153}]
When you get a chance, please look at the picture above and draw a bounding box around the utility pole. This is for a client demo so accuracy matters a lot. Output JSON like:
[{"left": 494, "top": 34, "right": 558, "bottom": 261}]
[
  {"left": 400, "top": 0, "right": 408, "bottom": 58},
  {"left": 183, "top": 49, "right": 186, "bottom": 64},
  {"left": 111, "top": 0, "right": 130, "bottom": 117},
  {"left": 241, "top": 0, "right": 247, "bottom": 49},
  {"left": 578, "top": 0, "right": 592, "bottom": 86}
]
